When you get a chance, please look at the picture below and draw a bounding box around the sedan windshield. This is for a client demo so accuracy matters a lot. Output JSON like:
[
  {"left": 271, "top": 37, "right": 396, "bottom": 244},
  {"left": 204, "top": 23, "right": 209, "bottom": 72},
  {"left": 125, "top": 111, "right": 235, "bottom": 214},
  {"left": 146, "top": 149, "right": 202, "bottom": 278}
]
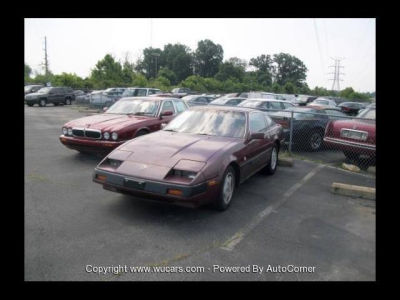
[
  {"left": 105, "top": 99, "right": 160, "bottom": 116},
  {"left": 357, "top": 109, "right": 375, "bottom": 120},
  {"left": 237, "top": 100, "right": 263, "bottom": 108},
  {"left": 164, "top": 109, "right": 246, "bottom": 138}
]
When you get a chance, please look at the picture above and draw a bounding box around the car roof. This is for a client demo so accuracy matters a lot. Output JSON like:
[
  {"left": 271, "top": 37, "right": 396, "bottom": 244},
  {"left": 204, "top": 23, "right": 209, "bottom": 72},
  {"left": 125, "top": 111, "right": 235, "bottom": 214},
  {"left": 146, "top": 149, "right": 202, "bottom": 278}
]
[
  {"left": 190, "top": 105, "right": 257, "bottom": 113},
  {"left": 119, "top": 96, "right": 181, "bottom": 102},
  {"left": 241, "top": 98, "right": 290, "bottom": 103}
]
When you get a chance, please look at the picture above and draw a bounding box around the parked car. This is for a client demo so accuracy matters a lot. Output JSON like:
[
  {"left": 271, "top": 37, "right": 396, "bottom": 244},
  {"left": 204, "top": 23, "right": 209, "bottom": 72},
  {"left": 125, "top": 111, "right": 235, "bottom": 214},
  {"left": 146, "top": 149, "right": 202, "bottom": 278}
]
[
  {"left": 294, "top": 95, "right": 317, "bottom": 106},
  {"left": 93, "top": 106, "right": 284, "bottom": 211},
  {"left": 171, "top": 87, "right": 196, "bottom": 98},
  {"left": 237, "top": 98, "right": 295, "bottom": 112},
  {"left": 209, "top": 97, "right": 247, "bottom": 107},
  {"left": 338, "top": 102, "right": 367, "bottom": 116},
  {"left": 269, "top": 107, "right": 348, "bottom": 151},
  {"left": 181, "top": 95, "right": 216, "bottom": 106},
  {"left": 307, "top": 97, "right": 337, "bottom": 108},
  {"left": 122, "top": 87, "right": 161, "bottom": 97},
  {"left": 75, "top": 90, "right": 91, "bottom": 104},
  {"left": 246, "top": 91, "right": 277, "bottom": 100},
  {"left": 89, "top": 87, "right": 126, "bottom": 108},
  {"left": 24, "top": 84, "right": 44, "bottom": 95},
  {"left": 25, "top": 86, "right": 75, "bottom": 107},
  {"left": 275, "top": 94, "right": 297, "bottom": 103},
  {"left": 60, "top": 97, "right": 189, "bottom": 155},
  {"left": 324, "top": 107, "right": 375, "bottom": 161}
]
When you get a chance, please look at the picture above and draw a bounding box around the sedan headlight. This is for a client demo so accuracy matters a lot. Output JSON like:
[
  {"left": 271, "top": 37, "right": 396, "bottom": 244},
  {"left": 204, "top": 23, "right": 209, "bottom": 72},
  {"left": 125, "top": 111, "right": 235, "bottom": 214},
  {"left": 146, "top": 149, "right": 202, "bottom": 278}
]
[
  {"left": 67, "top": 128, "right": 73, "bottom": 136},
  {"left": 169, "top": 169, "right": 197, "bottom": 180},
  {"left": 111, "top": 132, "right": 118, "bottom": 141},
  {"left": 103, "top": 132, "right": 110, "bottom": 140},
  {"left": 62, "top": 127, "right": 68, "bottom": 135}
]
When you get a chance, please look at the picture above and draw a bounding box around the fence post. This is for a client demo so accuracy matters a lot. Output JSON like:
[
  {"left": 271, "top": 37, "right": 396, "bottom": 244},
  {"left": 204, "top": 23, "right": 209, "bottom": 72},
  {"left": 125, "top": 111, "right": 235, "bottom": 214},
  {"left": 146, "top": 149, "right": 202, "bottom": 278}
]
[{"left": 289, "top": 110, "right": 294, "bottom": 155}]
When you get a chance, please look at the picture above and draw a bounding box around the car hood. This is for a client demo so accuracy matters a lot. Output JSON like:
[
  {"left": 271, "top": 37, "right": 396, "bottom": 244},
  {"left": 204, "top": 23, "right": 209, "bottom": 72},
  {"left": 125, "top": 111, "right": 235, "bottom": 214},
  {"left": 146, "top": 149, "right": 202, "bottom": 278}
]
[
  {"left": 105, "top": 131, "right": 239, "bottom": 181},
  {"left": 64, "top": 113, "right": 154, "bottom": 132},
  {"left": 25, "top": 92, "right": 44, "bottom": 98}
]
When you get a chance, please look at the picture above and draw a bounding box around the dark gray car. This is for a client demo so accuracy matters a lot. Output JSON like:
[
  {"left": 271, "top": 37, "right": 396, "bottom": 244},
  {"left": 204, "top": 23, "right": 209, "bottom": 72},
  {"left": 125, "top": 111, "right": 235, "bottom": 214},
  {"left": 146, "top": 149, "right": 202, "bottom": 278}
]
[{"left": 25, "top": 87, "right": 75, "bottom": 107}]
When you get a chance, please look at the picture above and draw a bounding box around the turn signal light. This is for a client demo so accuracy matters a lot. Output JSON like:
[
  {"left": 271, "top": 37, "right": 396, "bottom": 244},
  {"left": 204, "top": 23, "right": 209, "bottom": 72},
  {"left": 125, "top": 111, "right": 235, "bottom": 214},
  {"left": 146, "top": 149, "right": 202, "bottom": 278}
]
[
  {"left": 208, "top": 180, "right": 218, "bottom": 186},
  {"left": 167, "top": 189, "right": 183, "bottom": 196},
  {"left": 96, "top": 174, "right": 107, "bottom": 182}
]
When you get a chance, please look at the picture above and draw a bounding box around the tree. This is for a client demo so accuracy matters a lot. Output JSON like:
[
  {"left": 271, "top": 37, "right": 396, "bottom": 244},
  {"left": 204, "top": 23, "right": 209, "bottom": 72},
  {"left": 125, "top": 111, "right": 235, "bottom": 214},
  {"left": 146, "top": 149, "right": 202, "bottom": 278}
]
[
  {"left": 121, "top": 57, "right": 136, "bottom": 86},
  {"left": 157, "top": 67, "right": 177, "bottom": 85},
  {"left": 193, "top": 39, "right": 224, "bottom": 77},
  {"left": 25, "top": 64, "right": 32, "bottom": 82},
  {"left": 90, "top": 54, "right": 124, "bottom": 88},
  {"left": 249, "top": 54, "right": 274, "bottom": 87},
  {"left": 161, "top": 44, "right": 193, "bottom": 84},
  {"left": 215, "top": 61, "right": 245, "bottom": 82},
  {"left": 283, "top": 82, "right": 296, "bottom": 94},
  {"left": 52, "top": 73, "right": 84, "bottom": 89},
  {"left": 273, "top": 53, "right": 307, "bottom": 88},
  {"left": 135, "top": 47, "right": 163, "bottom": 79}
]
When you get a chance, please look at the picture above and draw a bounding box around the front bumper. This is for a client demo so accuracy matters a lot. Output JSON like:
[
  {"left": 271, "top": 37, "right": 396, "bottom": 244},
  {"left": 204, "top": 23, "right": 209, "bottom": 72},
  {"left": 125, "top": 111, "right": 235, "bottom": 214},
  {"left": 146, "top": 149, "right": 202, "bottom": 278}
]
[
  {"left": 323, "top": 136, "right": 376, "bottom": 156},
  {"left": 59, "top": 135, "right": 125, "bottom": 154},
  {"left": 92, "top": 168, "right": 219, "bottom": 207}
]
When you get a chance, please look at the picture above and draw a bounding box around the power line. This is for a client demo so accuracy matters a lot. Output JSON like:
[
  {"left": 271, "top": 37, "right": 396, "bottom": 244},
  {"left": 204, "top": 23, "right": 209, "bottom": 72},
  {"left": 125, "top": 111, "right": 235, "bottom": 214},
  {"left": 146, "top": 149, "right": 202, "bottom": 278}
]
[
  {"left": 313, "top": 19, "right": 325, "bottom": 77},
  {"left": 328, "top": 57, "right": 345, "bottom": 91}
]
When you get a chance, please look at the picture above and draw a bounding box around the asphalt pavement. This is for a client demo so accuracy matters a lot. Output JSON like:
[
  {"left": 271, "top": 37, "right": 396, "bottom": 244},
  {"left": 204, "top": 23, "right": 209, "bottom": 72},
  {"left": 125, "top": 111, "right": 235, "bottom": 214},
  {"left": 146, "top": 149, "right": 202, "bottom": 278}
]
[{"left": 25, "top": 104, "right": 376, "bottom": 281}]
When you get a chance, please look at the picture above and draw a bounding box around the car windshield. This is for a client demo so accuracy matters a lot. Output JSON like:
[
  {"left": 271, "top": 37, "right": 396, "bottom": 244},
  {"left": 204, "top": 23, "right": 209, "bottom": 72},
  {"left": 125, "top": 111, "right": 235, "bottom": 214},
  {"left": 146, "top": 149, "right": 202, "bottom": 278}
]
[
  {"left": 357, "top": 109, "right": 375, "bottom": 120},
  {"left": 37, "top": 87, "right": 52, "bottom": 94},
  {"left": 210, "top": 97, "right": 230, "bottom": 105},
  {"left": 163, "top": 109, "right": 246, "bottom": 138},
  {"left": 105, "top": 99, "right": 160, "bottom": 116},
  {"left": 181, "top": 95, "right": 196, "bottom": 101},
  {"left": 237, "top": 100, "right": 263, "bottom": 108}
]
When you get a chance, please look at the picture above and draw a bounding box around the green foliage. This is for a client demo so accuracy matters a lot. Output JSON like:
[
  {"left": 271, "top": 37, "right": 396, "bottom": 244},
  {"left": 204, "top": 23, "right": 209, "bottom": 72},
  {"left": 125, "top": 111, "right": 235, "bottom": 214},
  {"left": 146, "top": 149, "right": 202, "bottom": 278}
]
[
  {"left": 25, "top": 64, "right": 32, "bottom": 82},
  {"left": 161, "top": 44, "right": 193, "bottom": 83},
  {"left": 193, "top": 39, "right": 224, "bottom": 77},
  {"left": 273, "top": 53, "right": 308, "bottom": 87},
  {"left": 52, "top": 73, "right": 84, "bottom": 89},
  {"left": 157, "top": 67, "right": 177, "bottom": 85},
  {"left": 135, "top": 47, "right": 163, "bottom": 79},
  {"left": 90, "top": 54, "right": 124, "bottom": 89},
  {"left": 283, "top": 82, "right": 296, "bottom": 94},
  {"left": 339, "top": 87, "right": 369, "bottom": 101},
  {"left": 215, "top": 61, "right": 245, "bottom": 82}
]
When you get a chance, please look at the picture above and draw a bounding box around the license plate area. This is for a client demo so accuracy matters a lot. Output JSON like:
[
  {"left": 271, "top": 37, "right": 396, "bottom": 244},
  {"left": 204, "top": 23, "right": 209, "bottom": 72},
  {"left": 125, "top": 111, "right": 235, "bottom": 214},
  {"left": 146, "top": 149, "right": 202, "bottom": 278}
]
[
  {"left": 340, "top": 129, "right": 367, "bottom": 141},
  {"left": 123, "top": 177, "right": 146, "bottom": 190}
]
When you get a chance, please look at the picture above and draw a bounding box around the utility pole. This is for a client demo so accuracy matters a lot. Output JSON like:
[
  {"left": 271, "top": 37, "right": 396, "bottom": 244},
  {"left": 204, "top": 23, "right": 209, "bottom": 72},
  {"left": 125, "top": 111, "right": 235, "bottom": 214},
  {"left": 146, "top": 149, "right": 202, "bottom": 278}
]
[
  {"left": 43, "top": 36, "right": 49, "bottom": 76},
  {"left": 152, "top": 53, "right": 160, "bottom": 78},
  {"left": 328, "top": 57, "right": 345, "bottom": 92}
]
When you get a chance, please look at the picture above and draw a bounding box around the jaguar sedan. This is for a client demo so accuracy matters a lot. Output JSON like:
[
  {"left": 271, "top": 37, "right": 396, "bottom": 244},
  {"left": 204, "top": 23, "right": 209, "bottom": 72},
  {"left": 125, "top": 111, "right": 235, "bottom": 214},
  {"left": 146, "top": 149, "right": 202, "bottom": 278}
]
[
  {"left": 60, "top": 97, "right": 188, "bottom": 155},
  {"left": 93, "top": 106, "right": 284, "bottom": 210}
]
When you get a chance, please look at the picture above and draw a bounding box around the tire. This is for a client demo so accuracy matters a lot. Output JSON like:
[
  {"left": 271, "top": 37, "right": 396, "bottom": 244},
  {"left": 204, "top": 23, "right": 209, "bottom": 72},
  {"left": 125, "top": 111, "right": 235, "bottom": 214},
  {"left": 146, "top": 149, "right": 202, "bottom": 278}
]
[
  {"left": 39, "top": 99, "right": 47, "bottom": 107},
  {"left": 135, "top": 130, "right": 148, "bottom": 138},
  {"left": 308, "top": 130, "right": 323, "bottom": 151},
  {"left": 343, "top": 151, "right": 359, "bottom": 161},
  {"left": 214, "top": 166, "right": 236, "bottom": 211},
  {"left": 65, "top": 98, "right": 71, "bottom": 105},
  {"left": 262, "top": 144, "right": 278, "bottom": 175},
  {"left": 27, "top": 103, "right": 33, "bottom": 107},
  {"left": 54, "top": 102, "right": 59, "bottom": 106}
]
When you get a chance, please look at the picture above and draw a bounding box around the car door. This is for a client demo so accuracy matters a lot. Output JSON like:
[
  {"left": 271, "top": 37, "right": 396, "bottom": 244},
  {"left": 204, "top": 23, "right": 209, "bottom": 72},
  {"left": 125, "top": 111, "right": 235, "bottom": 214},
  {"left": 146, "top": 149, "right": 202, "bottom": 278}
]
[
  {"left": 48, "top": 88, "right": 60, "bottom": 103},
  {"left": 159, "top": 100, "right": 176, "bottom": 124},
  {"left": 240, "top": 112, "right": 271, "bottom": 180}
]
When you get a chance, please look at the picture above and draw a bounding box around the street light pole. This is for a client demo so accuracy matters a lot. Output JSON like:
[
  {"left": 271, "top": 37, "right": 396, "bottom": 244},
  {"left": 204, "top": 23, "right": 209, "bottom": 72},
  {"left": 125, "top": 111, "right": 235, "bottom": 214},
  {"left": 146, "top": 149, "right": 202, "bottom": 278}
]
[{"left": 152, "top": 53, "right": 160, "bottom": 78}]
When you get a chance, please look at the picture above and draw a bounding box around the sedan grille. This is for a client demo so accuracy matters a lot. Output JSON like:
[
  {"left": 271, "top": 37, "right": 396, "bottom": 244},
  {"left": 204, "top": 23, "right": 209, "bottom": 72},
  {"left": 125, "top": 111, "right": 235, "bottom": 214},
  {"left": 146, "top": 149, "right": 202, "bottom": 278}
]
[{"left": 72, "top": 128, "right": 101, "bottom": 139}]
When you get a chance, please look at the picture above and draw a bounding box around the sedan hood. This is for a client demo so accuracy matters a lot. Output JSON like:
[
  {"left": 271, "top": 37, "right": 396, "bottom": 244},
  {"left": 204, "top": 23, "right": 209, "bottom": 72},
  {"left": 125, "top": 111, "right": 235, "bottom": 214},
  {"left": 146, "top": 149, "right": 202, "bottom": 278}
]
[
  {"left": 64, "top": 113, "right": 154, "bottom": 132},
  {"left": 106, "top": 131, "right": 239, "bottom": 181}
]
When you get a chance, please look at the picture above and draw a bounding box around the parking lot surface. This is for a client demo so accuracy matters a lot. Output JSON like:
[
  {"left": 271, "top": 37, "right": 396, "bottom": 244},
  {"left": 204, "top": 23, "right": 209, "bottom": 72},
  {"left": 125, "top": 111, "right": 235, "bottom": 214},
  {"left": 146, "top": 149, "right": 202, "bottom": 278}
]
[{"left": 25, "top": 105, "right": 375, "bottom": 281}]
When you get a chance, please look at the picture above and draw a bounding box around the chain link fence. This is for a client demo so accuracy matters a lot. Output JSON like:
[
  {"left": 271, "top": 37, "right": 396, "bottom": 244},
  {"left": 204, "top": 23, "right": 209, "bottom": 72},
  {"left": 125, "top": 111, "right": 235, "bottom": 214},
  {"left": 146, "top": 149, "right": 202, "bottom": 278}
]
[{"left": 267, "top": 107, "right": 376, "bottom": 172}]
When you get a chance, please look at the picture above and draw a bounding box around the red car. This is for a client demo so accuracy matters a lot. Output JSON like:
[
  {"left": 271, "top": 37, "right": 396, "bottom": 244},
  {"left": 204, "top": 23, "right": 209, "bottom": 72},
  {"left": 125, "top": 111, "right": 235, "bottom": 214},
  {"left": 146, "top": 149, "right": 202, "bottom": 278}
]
[
  {"left": 93, "top": 106, "right": 284, "bottom": 210},
  {"left": 323, "top": 107, "right": 375, "bottom": 160},
  {"left": 60, "top": 97, "right": 189, "bottom": 155}
]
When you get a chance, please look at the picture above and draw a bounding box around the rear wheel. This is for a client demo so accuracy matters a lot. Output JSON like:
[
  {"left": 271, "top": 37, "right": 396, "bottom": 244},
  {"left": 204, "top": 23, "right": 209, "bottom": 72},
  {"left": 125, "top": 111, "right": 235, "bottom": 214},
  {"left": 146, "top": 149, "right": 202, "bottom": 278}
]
[
  {"left": 214, "top": 166, "right": 236, "bottom": 211},
  {"left": 65, "top": 98, "right": 71, "bottom": 105},
  {"left": 39, "top": 99, "right": 47, "bottom": 107},
  {"left": 308, "top": 130, "right": 323, "bottom": 151},
  {"left": 27, "top": 103, "right": 33, "bottom": 107}
]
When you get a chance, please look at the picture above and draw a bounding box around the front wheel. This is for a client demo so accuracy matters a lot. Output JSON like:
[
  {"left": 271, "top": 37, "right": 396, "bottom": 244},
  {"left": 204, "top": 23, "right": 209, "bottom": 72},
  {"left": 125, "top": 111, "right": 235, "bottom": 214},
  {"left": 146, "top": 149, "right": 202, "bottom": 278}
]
[
  {"left": 214, "top": 166, "right": 236, "bottom": 211},
  {"left": 65, "top": 98, "right": 71, "bottom": 105},
  {"left": 27, "top": 103, "right": 34, "bottom": 107},
  {"left": 39, "top": 99, "right": 47, "bottom": 107},
  {"left": 262, "top": 144, "right": 278, "bottom": 175}
]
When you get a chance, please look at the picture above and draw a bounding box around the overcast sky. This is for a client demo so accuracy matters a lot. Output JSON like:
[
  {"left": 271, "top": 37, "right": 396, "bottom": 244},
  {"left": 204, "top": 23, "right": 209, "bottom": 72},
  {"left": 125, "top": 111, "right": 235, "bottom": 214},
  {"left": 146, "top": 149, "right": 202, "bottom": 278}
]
[{"left": 24, "top": 18, "right": 375, "bottom": 92}]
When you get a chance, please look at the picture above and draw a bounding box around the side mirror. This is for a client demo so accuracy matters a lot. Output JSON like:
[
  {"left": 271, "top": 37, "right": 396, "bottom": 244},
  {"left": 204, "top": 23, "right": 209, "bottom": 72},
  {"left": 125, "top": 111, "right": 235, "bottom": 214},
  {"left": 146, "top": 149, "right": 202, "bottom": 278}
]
[
  {"left": 103, "top": 107, "right": 108, "bottom": 112},
  {"left": 249, "top": 132, "right": 264, "bottom": 140},
  {"left": 160, "top": 111, "right": 173, "bottom": 118}
]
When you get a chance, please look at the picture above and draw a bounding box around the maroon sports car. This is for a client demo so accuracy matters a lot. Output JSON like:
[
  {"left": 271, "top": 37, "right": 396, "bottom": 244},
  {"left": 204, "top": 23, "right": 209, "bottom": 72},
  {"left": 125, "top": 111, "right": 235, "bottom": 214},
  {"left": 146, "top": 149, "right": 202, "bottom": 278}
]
[
  {"left": 93, "top": 106, "right": 284, "bottom": 210},
  {"left": 59, "top": 97, "right": 189, "bottom": 154},
  {"left": 324, "top": 107, "right": 375, "bottom": 160}
]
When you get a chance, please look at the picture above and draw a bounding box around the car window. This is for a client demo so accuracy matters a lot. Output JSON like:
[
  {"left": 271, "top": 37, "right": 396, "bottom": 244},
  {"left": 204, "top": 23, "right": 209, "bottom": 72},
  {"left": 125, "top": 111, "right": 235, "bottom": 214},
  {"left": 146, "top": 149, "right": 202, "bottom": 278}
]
[
  {"left": 148, "top": 89, "right": 157, "bottom": 95},
  {"left": 134, "top": 89, "right": 147, "bottom": 96},
  {"left": 269, "top": 102, "right": 282, "bottom": 110},
  {"left": 282, "top": 102, "right": 293, "bottom": 109},
  {"left": 161, "top": 101, "right": 175, "bottom": 114},
  {"left": 194, "top": 97, "right": 207, "bottom": 103},
  {"left": 249, "top": 112, "right": 267, "bottom": 133},
  {"left": 226, "top": 98, "right": 242, "bottom": 106},
  {"left": 174, "top": 100, "right": 187, "bottom": 113}
]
